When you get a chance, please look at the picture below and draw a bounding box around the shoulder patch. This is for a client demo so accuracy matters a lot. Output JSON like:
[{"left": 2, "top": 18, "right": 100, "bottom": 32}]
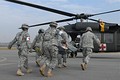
[
  {"left": 26, "top": 37, "right": 30, "bottom": 41},
  {"left": 59, "top": 31, "right": 63, "bottom": 35}
]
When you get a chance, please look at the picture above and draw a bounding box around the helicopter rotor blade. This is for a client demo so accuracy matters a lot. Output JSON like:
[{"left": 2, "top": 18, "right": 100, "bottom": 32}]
[
  {"left": 91, "top": 9, "right": 120, "bottom": 16},
  {"left": 87, "top": 18, "right": 99, "bottom": 22},
  {"left": 77, "top": 9, "right": 120, "bottom": 19},
  {"left": 5, "top": 0, "right": 120, "bottom": 26},
  {"left": 29, "top": 17, "right": 75, "bottom": 27},
  {"left": 5, "top": 0, "right": 76, "bottom": 17},
  {"left": 88, "top": 18, "right": 113, "bottom": 24}
]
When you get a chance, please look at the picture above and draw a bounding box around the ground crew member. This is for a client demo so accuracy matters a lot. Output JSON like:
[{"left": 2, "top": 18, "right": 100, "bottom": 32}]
[
  {"left": 39, "top": 22, "right": 58, "bottom": 77},
  {"left": 79, "top": 27, "right": 100, "bottom": 70},
  {"left": 31, "top": 28, "right": 44, "bottom": 67},
  {"left": 8, "top": 24, "right": 32, "bottom": 76}
]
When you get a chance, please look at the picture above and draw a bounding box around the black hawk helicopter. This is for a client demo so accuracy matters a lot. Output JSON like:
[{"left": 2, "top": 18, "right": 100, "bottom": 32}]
[{"left": 5, "top": 0, "right": 120, "bottom": 52}]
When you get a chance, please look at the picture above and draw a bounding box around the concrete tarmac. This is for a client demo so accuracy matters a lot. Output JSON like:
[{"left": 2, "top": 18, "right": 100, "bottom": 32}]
[{"left": 0, "top": 50, "right": 120, "bottom": 80}]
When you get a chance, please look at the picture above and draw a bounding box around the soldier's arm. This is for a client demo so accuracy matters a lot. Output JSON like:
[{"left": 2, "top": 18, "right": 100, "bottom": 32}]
[
  {"left": 31, "top": 35, "right": 37, "bottom": 49},
  {"left": 93, "top": 34, "right": 101, "bottom": 47},
  {"left": 61, "top": 32, "right": 67, "bottom": 42},
  {"left": 79, "top": 34, "right": 84, "bottom": 48},
  {"left": 8, "top": 37, "right": 17, "bottom": 49},
  {"left": 55, "top": 29, "right": 60, "bottom": 38}
]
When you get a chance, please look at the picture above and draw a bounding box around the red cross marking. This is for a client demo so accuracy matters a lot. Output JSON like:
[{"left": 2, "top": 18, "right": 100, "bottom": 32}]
[{"left": 99, "top": 43, "right": 106, "bottom": 51}]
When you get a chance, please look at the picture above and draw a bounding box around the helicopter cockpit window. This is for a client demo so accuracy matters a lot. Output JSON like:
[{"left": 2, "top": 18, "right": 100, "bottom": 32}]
[{"left": 104, "top": 33, "right": 113, "bottom": 43}]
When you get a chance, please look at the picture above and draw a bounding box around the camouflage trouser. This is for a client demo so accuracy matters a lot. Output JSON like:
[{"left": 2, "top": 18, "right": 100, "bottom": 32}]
[
  {"left": 82, "top": 48, "right": 92, "bottom": 64},
  {"left": 43, "top": 43, "right": 58, "bottom": 70},
  {"left": 34, "top": 47, "right": 43, "bottom": 62},
  {"left": 57, "top": 54, "right": 67, "bottom": 64},
  {"left": 18, "top": 48, "right": 29, "bottom": 69}
]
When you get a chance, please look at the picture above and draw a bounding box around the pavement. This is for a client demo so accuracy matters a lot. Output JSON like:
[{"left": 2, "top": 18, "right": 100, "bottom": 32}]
[{"left": 0, "top": 50, "right": 120, "bottom": 80}]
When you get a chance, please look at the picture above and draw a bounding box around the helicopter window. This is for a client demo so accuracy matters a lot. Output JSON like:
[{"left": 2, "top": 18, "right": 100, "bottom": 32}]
[
  {"left": 95, "top": 33, "right": 101, "bottom": 41},
  {"left": 104, "top": 33, "right": 113, "bottom": 43},
  {"left": 75, "top": 35, "right": 81, "bottom": 43},
  {"left": 117, "top": 33, "right": 120, "bottom": 44}
]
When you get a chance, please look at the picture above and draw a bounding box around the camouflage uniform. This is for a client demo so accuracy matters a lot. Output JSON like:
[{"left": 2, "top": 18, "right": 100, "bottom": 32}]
[
  {"left": 58, "top": 26, "right": 77, "bottom": 59},
  {"left": 57, "top": 27, "right": 69, "bottom": 67},
  {"left": 31, "top": 29, "right": 44, "bottom": 67},
  {"left": 57, "top": 40, "right": 68, "bottom": 68},
  {"left": 59, "top": 27, "right": 77, "bottom": 52},
  {"left": 80, "top": 27, "right": 100, "bottom": 70},
  {"left": 58, "top": 27, "right": 70, "bottom": 43},
  {"left": 8, "top": 24, "right": 32, "bottom": 76},
  {"left": 39, "top": 22, "right": 58, "bottom": 77}
]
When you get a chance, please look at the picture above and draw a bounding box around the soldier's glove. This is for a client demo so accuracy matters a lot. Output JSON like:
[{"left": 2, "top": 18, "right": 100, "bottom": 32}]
[
  {"left": 78, "top": 48, "right": 82, "bottom": 51},
  {"left": 29, "top": 49, "right": 33, "bottom": 53},
  {"left": 8, "top": 45, "right": 12, "bottom": 49},
  {"left": 32, "top": 47, "right": 35, "bottom": 50},
  {"left": 35, "top": 47, "right": 41, "bottom": 55},
  {"left": 99, "top": 43, "right": 101, "bottom": 48}
]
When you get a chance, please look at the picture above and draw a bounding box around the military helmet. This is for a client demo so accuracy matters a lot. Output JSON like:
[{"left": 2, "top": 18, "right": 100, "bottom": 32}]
[
  {"left": 38, "top": 28, "right": 44, "bottom": 33},
  {"left": 86, "top": 27, "right": 92, "bottom": 31},
  {"left": 19, "top": 24, "right": 29, "bottom": 29},
  {"left": 49, "top": 21, "right": 57, "bottom": 27},
  {"left": 58, "top": 26, "right": 65, "bottom": 30}
]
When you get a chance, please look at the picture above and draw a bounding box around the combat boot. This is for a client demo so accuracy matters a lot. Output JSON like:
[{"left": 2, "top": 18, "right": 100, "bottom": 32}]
[
  {"left": 36, "top": 60, "right": 40, "bottom": 67},
  {"left": 58, "top": 64, "right": 62, "bottom": 68},
  {"left": 47, "top": 69, "right": 53, "bottom": 77},
  {"left": 63, "top": 62, "right": 67, "bottom": 67},
  {"left": 81, "top": 63, "right": 85, "bottom": 70},
  {"left": 26, "top": 68, "right": 32, "bottom": 73},
  {"left": 84, "top": 63, "right": 87, "bottom": 69},
  {"left": 39, "top": 64, "right": 46, "bottom": 76},
  {"left": 16, "top": 69, "right": 24, "bottom": 76}
]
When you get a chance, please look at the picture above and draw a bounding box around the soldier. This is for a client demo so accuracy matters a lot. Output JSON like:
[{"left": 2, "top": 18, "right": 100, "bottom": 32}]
[
  {"left": 57, "top": 40, "right": 68, "bottom": 68},
  {"left": 79, "top": 27, "right": 100, "bottom": 70},
  {"left": 57, "top": 26, "right": 70, "bottom": 44},
  {"left": 57, "top": 26, "right": 69, "bottom": 67},
  {"left": 58, "top": 26, "right": 77, "bottom": 58},
  {"left": 8, "top": 24, "right": 32, "bottom": 76},
  {"left": 39, "top": 22, "right": 58, "bottom": 77},
  {"left": 31, "top": 28, "right": 44, "bottom": 67}
]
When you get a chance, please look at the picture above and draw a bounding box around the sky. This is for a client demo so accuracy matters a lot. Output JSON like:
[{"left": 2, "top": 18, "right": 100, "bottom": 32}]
[{"left": 0, "top": 0, "right": 120, "bottom": 43}]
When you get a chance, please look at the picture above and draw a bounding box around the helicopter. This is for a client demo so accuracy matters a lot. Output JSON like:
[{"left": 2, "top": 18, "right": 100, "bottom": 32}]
[{"left": 5, "top": 0, "right": 120, "bottom": 52}]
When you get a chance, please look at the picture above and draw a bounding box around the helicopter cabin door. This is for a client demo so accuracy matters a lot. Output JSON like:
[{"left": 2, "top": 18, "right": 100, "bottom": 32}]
[
  {"left": 94, "top": 32, "right": 115, "bottom": 52},
  {"left": 116, "top": 30, "right": 120, "bottom": 51},
  {"left": 103, "top": 33, "right": 114, "bottom": 51}
]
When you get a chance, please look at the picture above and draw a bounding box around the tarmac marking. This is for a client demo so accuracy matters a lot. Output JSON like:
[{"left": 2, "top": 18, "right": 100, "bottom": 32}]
[
  {"left": 0, "top": 63, "right": 15, "bottom": 66},
  {"left": 0, "top": 57, "right": 7, "bottom": 62},
  {"left": 0, "top": 60, "right": 35, "bottom": 66}
]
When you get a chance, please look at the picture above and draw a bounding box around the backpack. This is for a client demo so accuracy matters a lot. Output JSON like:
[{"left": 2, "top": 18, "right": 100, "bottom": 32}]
[{"left": 43, "top": 30, "right": 53, "bottom": 41}]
